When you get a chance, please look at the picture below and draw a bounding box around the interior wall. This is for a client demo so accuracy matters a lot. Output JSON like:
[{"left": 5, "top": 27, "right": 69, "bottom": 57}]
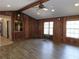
[
  {"left": 0, "top": 11, "right": 39, "bottom": 41},
  {"left": 62, "top": 15, "right": 79, "bottom": 45},
  {"left": 23, "top": 14, "right": 39, "bottom": 39},
  {"left": 53, "top": 18, "right": 63, "bottom": 42},
  {"left": 29, "top": 17, "right": 39, "bottom": 38},
  {"left": 12, "top": 12, "right": 39, "bottom": 40},
  {"left": 1, "top": 11, "right": 79, "bottom": 45},
  {"left": 38, "top": 18, "right": 63, "bottom": 41},
  {"left": 0, "top": 15, "right": 12, "bottom": 39},
  {"left": 38, "top": 15, "right": 79, "bottom": 45}
]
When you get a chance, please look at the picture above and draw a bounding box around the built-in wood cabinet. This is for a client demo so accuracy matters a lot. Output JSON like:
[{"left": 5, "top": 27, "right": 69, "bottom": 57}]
[
  {"left": 14, "top": 14, "right": 23, "bottom": 32},
  {"left": 12, "top": 12, "right": 38, "bottom": 40},
  {"left": 12, "top": 12, "right": 25, "bottom": 40}
]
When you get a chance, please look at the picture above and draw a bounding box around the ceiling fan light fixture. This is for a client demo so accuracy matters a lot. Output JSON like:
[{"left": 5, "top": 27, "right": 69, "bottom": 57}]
[{"left": 42, "top": 8, "right": 48, "bottom": 11}]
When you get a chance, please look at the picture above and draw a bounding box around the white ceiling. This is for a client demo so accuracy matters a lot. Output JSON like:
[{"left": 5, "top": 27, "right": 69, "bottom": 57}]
[
  {"left": 0, "top": 0, "right": 37, "bottom": 11},
  {"left": 23, "top": 0, "right": 79, "bottom": 19}
]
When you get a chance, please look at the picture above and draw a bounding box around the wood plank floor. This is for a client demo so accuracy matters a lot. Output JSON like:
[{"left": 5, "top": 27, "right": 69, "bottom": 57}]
[
  {"left": 0, "top": 36, "right": 13, "bottom": 46},
  {"left": 0, "top": 39, "right": 79, "bottom": 59}
]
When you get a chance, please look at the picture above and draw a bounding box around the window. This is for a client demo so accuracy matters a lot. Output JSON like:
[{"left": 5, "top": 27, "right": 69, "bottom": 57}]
[
  {"left": 44, "top": 22, "right": 49, "bottom": 35},
  {"left": 66, "top": 20, "right": 79, "bottom": 38},
  {"left": 44, "top": 22, "right": 53, "bottom": 35},
  {"left": 49, "top": 22, "right": 53, "bottom": 35}
]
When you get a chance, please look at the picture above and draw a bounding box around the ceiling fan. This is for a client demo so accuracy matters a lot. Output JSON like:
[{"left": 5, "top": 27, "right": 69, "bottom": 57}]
[
  {"left": 34, "top": 4, "right": 48, "bottom": 11},
  {"left": 33, "top": 4, "right": 48, "bottom": 15},
  {"left": 33, "top": 0, "right": 49, "bottom": 15}
]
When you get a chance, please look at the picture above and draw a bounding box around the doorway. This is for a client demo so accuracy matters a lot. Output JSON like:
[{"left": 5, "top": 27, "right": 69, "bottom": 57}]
[
  {"left": 7, "top": 21, "right": 9, "bottom": 38},
  {"left": 0, "top": 18, "right": 3, "bottom": 36},
  {"left": 0, "top": 15, "right": 12, "bottom": 40},
  {"left": 0, "top": 15, "right": 13, "bottom": 46}
]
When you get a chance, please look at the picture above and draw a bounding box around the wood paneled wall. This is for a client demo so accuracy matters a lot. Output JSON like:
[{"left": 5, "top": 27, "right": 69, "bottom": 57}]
[
  {"left": 38, "top": 15, "right": 79, "bottom": 45},
  {"left": 1, "top": 11, "right": 79, "bottom": 45},
  {"left": 0, "top": 11, "right": 38, "bottom": 41},
  {"left": 0, "top": 11, "right": 13, "bottom": 16},
  {"left": 24, "top": 14, "right": 39, "bottom": 39},
  {"left": 12, "top": 12, "right": 39, "bottom": 40},
  {"left": 62, "top": 15, "right": 79, "bottom": 45},
  {"left": 53, "top": 18, "right": 63, "bottom": 42},
  {"left": 29, "top": 17, "right": 39, "bottom": 38},
  {"left": 38, "top": 18, "right": 63, "bottom": 41}
]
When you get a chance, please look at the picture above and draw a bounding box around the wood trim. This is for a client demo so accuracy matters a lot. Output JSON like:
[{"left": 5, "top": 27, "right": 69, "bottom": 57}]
[
  {"left": 39, "top": 15, "right": 79, "bottom": 20},
  {"left": 18, "top": 0, "right": 48, "bottom": 11}
]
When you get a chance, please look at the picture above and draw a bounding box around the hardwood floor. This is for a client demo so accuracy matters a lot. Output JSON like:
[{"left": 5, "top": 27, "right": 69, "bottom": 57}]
[
  {"left": 0, "top": 36, "right": 13, "bottom": 46},
  {"left": 0, "top": 39, "right": 79, "bottom": 59}
]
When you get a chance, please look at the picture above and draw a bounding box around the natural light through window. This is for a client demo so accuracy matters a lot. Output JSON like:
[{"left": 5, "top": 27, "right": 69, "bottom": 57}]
[
  {"left": 44, "top": 22, "right": 53, "bottom": 35},
  {"left": 66, "top": 20, "right": 79, "bottom": 38}
]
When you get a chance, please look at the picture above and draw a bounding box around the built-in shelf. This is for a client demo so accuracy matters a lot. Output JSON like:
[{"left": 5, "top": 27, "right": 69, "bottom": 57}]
[{"left": 14, "top": 13, "right": 23, "bottom": 32}]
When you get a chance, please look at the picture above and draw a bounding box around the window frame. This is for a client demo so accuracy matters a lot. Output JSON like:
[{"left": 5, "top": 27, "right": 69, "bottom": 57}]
[
  {"left": 44, "top": 21, "right": 54, "bottom": 35},
  {"left": 66, "top": 20, "right": 79, "bottom": 39}
]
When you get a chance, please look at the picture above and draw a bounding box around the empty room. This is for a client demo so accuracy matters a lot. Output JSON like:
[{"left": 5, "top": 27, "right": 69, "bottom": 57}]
[{"left": 0, "top": 0, "right": 79, "bottom": 59}]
